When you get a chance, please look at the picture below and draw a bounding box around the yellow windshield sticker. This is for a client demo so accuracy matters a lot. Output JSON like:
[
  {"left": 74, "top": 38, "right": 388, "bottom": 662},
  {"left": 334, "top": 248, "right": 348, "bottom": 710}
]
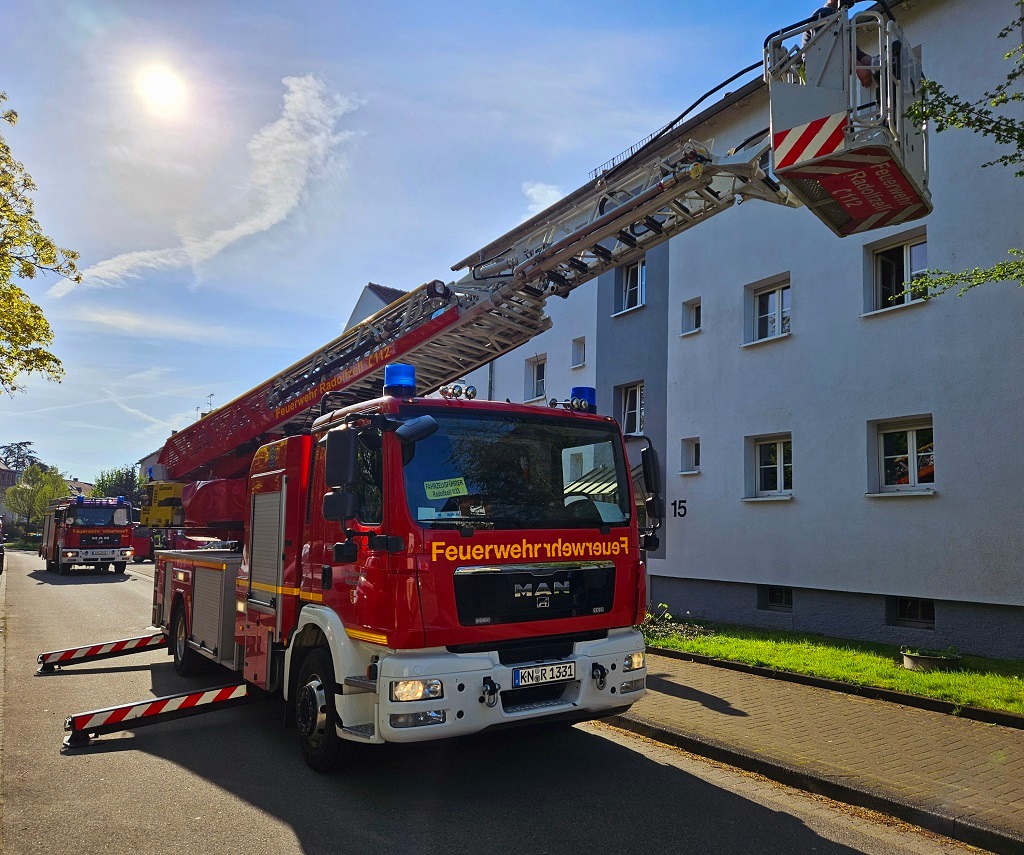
[{"left": 424, "top": 477, "right": 468, "bottom": 500}]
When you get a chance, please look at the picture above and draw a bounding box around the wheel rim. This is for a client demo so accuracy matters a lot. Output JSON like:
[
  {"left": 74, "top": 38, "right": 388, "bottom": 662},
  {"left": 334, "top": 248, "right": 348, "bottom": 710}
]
[
  {"left": 297, "top": 677, "right": 328, "bottom": 747},
  {"left": 175, "top": 616, "right": 186, "bottom": 661}
]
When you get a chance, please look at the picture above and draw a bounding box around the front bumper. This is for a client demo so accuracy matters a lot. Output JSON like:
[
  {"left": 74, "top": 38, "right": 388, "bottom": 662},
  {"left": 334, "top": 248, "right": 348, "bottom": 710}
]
[
  {"left": 368, "top": 628, "right": 646, "bottom": 743},
  {"left": 61, "top": 548, "right": 133, "bottom": 564}
]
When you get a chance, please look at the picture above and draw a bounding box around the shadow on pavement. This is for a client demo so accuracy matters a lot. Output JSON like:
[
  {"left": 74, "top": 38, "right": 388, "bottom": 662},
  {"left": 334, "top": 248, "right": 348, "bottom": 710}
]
[
  {"left": 56, "top": 668, "right": 864, "bottom": 855},
  {"left": 28, "top": 569, "right": 134, "bottom": 586},
  {"left": 646, "top": 672, "right": 749, "bottom": 717}
]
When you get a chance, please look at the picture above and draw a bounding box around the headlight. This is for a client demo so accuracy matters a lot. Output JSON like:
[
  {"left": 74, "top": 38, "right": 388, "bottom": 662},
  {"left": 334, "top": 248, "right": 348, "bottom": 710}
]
[
  {"left": 390, "top": 679, "right": 443, "bottom": 702},
  {"left": 623, "top": 652, "right": 646, "bottom": 672}
]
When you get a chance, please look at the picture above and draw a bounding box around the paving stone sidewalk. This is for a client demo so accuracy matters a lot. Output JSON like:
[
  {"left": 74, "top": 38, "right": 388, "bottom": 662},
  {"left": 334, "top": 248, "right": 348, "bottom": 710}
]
[{"left": 612, "top": 653, "right": 1024, "bottom": 854}]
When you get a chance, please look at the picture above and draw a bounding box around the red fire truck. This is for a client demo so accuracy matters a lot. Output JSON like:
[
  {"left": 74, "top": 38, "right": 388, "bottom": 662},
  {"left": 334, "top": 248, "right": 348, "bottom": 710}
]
[
  {"left": 46, "top": 5, "right": 928, "bottom": 768},
  {"left": 39, "top": 496, "right": 134, "bottom": 574}
]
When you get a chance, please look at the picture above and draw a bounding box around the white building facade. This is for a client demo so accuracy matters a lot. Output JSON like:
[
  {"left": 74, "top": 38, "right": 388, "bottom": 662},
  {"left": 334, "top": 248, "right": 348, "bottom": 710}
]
[{"left": 483, "top": 0, "right": 1024, "bottom": 658}]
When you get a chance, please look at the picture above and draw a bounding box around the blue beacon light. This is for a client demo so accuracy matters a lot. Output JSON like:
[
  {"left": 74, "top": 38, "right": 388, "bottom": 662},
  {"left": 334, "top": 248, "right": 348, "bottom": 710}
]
[
  {"left": 384, "top": 363, "right": 417, "bottom": 398},
  {"left": 570, "top": 386, "right": 597, "bottom": 414}
]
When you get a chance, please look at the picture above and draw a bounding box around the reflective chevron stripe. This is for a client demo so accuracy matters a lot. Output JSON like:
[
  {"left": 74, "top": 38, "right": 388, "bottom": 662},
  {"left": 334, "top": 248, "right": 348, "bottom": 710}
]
[{"left": 37, "top": 633, "right": 166, "bottom": 668}]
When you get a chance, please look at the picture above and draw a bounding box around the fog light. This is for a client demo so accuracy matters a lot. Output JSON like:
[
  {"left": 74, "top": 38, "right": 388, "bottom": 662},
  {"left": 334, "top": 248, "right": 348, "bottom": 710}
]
[
  {"left": 390, "top": 678, "right": 443, "bottom": 702},
  {"left": 390, "top": 710, "right": 446, "bottom": 728},
  {"left": 63, "top": 551, "right": 77, "bottom": 559},
  {"left": 623, "top": 652, "right": 645, "bottom": 672},
  {"left": 620, "top": 678, "right": 645, "bottom": 693}
]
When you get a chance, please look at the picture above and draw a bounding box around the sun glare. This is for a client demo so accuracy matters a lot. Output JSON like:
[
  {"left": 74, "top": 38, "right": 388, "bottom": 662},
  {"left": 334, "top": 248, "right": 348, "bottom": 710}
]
[{"left": 136, "top": 64, "right": 187, "bottom": 118}]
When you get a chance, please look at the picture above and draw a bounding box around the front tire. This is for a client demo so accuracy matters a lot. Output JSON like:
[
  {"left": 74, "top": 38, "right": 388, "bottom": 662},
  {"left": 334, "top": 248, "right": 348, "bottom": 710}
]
[
  {"left": 57, "top": 561, "right": 68, "bottom": 576},
  {"left": 171, "top": 605, "right": 201, "bottom": 677},
  {"left": 295, "top": 647, "right": 355, "bottom": 772},
  {"left": 113, "top": 562, "right": 127, "bottom": 574}
]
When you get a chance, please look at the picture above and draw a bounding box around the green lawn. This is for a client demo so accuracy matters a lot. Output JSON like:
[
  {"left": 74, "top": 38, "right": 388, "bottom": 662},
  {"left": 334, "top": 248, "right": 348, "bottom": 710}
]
[{"left": 642, "top": 616, "right": 1024, "bottom": 717}]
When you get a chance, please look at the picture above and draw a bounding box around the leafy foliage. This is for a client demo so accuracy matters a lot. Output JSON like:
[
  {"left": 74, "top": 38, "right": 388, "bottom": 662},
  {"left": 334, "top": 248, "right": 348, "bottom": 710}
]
[
  {"left": 641, "top": 603, "right": 717, "bottom": 644},
  {"left": 0, "top": 440, "right": 41, "bottom": 470},
  {"left": 0, "top": 92, "right": 81, "bottom": 395},
  {"left": 905, "top": 2, "right": 1024, "bottom": 298},
  {"left": 91, "top": 464, "right": 145, "bottom": 507},
  {"left": 3, "top": 463, "right": 69, "bottom": 528}
]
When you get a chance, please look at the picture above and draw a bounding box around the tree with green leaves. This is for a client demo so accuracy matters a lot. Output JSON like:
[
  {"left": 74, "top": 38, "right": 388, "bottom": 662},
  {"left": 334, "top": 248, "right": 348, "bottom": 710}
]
[
  {"left": 906, "top": 2, "right": 1024, "bottom": 298},
  {"left": 1, "top": 91, "right": 81, "bottom": 396},
  {"left": 91, "top": 464, "right": 144, "bottom": 508},
  {"left": 4, "top": 463, "right": 69, "bottom": 529}
]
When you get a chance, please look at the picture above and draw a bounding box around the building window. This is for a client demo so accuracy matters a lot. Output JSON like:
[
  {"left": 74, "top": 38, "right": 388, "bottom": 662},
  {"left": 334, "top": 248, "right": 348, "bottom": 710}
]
[
  {"left": 887, "top": 597, "right": 935, "bottom": 629},
  {"left": 526, "top": 357, "right": 546, "bottom": 401},
  {"left": 758, "top": 585, "right": 793, "bottom": 612},
  {"left": 680, "top": 437, "right": 700, "bottom": 473},
  {"left": 878, "top": 419, "right": 934, "bottom": 491},
  {"left": 682, "top": 298, "right": 702, "bottom": 334},
  {"left": 621, "top": 382, "right": 645, "bottom": 435},
  {"left": 753, "top": 283, "right": 790, "bottom": 341},
  {"left": 874, "top": 238, "right": 927, "bottom": 310},
  {"left": 568, "top": 452, "right": 584, "bottom": 482},
  {"left": 616, "top": 259, "right": 646, "bottom": 314},
  {"left": 756, "top": 436, "right": 792, "bottom": 496},
  {"left": 571, "top": 337, "right": 586, "bottom": 368}
]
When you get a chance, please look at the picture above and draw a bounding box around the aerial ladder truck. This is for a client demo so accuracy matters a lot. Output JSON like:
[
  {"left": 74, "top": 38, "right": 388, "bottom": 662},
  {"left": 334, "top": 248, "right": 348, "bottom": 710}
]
[{"left": 41, "top": 5, "right": 930, "bottom": 769}]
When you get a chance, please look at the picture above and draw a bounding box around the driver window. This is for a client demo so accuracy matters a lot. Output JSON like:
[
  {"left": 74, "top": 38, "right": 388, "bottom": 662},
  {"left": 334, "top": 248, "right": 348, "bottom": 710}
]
[{"left": 355, "top": 428, "right": 383, "bottom": 525}]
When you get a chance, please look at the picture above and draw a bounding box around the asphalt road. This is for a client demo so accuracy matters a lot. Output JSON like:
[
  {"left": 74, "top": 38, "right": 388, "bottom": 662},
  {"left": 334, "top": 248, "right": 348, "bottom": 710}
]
[{"left": 1, "top": 550, "right": 972, "bottom": 855}]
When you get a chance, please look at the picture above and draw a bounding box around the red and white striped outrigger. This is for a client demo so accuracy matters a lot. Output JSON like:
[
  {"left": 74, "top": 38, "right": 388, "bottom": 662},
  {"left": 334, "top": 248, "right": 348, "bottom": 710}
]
[
  {"left": 36, "top": 632, "right": 167, "bottom": 674},
  {"left": 63, "top": 684, "right": 250, "bottom": 748}
]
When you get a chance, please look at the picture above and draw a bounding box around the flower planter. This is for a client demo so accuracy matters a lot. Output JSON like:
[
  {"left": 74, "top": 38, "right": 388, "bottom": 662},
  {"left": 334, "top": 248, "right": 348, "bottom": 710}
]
[{"left": 901, "top": 651, "right": 961, "bottom": 672}]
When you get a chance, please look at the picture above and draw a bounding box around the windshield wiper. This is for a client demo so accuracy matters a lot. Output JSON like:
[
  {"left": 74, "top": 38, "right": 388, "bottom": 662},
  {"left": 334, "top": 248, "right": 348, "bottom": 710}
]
[{"left": 426, "top": 515, "right": 525, "bottom": 529}]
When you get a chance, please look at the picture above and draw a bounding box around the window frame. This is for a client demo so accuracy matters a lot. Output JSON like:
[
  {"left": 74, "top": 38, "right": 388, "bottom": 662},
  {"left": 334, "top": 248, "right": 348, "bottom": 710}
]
[
  {"left": 525, "top": 356, "right": 546, "bottom": 401},
  {"left": 615, "top": 259, "right": 646, "bottom": 315},
  {"left": 570, "top": 336, "right": 586, "bottom": 369},
  {"left": 873, "top": 237, "right": 928, "bottom": 311},
  {"left": 680, "top": 437, "right": 701, "bottom": 474},
  {"left": 682, "top": 297, "right": 702, "bottom": 335},
  {"left": 754, "top": 435, "right": 793, "bottom": 497},
  {"left": 621, "top": 382, "right": 645, "bottom": 436},
  {"left": 753, "top": 283, "right": 791, "bottom": 342},
  {"left": 877, "top": 419, "right": 934, "bottom": 492}
]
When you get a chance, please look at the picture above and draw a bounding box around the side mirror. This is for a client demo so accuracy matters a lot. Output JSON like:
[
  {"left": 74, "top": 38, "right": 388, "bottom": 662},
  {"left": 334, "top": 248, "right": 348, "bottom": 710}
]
[
  {"left": 322, "top": 490, "right": 356, "bottom": 523},
  {"left": 640, "top": 533, "right": 660, "bottom": 551},
  {"left": 395, "top": 415, "right": 439, "bottom": 444},
  {"left": 645, "top": 494, "right": 665, "bottom": 524},
  {"left": 641, "top": 445, "right": 662, "bottom": 496},
  {"left": 333, "top": 541, "right": 359, "bottom": 564},
  {"left": 324, "top": 427, "right": 358, "bottom": 489}
]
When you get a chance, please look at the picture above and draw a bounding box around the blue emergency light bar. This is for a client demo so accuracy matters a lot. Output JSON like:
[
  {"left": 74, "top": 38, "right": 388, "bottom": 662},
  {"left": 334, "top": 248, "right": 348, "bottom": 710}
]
[
  {"left": 570, "top": 386, "right": 597, "bottom": 414},
  {"left": 384, "top": 363, "right": 417, "bottom": 398}
]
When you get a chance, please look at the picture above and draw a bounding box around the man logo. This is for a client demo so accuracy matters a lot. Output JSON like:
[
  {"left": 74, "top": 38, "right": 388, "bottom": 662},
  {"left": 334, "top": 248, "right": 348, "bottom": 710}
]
[{"left": 513, "top": 581, "right": 570, "bottom": 598}]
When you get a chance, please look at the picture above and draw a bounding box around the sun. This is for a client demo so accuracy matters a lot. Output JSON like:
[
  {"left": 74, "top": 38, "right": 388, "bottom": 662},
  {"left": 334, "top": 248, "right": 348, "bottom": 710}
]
[{"left": 135, "top": 64, "right": 187, "bottom": 118}]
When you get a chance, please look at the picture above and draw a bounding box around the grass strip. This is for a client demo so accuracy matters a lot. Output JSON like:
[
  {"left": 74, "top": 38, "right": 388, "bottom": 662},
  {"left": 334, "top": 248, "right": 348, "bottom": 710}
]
[{"left": 644, "top": 618, "right": 1024, "bottom": 716}]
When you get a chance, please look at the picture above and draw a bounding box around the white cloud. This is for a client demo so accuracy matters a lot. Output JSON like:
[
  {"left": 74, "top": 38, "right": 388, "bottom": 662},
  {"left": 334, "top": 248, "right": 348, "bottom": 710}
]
[
  {"left": 522, "top": 181, "right": 563, "bottom": 220},
  {"left": 65, "top": 307, "right": 253, "bottom": 345},
  {"left": 52, "top": 74, "right": 360, "bottom": 298}
]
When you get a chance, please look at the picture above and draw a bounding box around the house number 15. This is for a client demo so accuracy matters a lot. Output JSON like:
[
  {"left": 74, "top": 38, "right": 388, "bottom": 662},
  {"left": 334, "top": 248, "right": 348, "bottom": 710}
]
[{"left": 671, "top": 499, "right": 687, "bottom": 518}]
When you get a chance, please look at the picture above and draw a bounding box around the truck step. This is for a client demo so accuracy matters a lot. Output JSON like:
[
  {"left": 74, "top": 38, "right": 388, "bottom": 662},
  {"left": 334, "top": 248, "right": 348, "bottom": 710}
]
[
  {"left": 36, "top": 632, "right": 166, "bottom": 674},
  {"left": 341, "top": 723, "right": 376, "bottom": 741},
  {"left": 63, "top": 683, "right": 250, "bottom": 749},
  {"left": 342, "top": 676, "right": 377, "bottom": 693}
]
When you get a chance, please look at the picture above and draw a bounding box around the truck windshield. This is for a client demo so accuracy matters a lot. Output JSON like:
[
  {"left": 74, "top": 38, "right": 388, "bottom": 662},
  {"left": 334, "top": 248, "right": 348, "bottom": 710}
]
[
  {"left": 66, "top": 507, "right": 129, "bottom": 526},
  {"left": 401, "top": 410, "right": 630, "bottom": 529}
]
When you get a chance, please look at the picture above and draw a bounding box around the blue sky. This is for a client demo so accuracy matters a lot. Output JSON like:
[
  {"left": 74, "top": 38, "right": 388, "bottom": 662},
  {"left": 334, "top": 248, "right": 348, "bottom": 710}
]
[{"left": 3, "top": 0, "right": 816, "bottom": 480}]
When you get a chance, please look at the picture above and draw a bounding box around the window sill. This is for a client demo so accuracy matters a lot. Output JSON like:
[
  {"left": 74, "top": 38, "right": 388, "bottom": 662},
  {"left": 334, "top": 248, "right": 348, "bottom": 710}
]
[
  {"left": 624, "top": 433, "right": 646, "bottom": 442},
  {"left": 680, "top": 328, "right": 702, "bottom": 338},
  {"left": 860, "top": 299, "right": 927, "bottom": 318},
  {"left": 570, "top": 362, "right": 585, "bottom": 370},
  {"left": 742, "top": 494, "right": 793, "bottom": 503},
  {"left": 741, "top": 332, "right": 791, "bottom": 349},
  {"left": 677, "top": 469, "right": 701, "bottom": 476},
  {"left": 524, "top": 395, "right": 546, "bottom": 404},
  {"left": 611, "top": 304, "right": 645, "bottom": 319},
  {"left": 865, "top": 489, "right": 937, "bottom": 498}
]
